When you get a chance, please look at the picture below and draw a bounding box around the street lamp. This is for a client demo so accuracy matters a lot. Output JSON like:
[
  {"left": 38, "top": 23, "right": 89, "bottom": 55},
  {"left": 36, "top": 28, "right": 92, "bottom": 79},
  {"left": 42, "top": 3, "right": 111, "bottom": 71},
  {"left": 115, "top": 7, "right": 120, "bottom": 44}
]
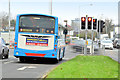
[
  {"left": 50, "top": 0, "right": 52, "bottom": 15},
  {"left": 8, "top": 0, "right": 11, "bottom": 46}
]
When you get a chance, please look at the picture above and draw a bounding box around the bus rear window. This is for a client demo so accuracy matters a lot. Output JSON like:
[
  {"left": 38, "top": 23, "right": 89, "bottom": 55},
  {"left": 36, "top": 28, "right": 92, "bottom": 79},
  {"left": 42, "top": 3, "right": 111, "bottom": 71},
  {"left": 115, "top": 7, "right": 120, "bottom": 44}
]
[{"left": 19, "top": 15, "right": 55, "bottom": 34}]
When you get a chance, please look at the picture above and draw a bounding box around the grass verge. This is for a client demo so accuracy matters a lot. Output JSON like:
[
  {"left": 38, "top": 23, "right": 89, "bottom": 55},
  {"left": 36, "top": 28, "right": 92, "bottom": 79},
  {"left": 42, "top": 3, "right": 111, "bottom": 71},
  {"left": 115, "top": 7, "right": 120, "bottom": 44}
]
[{"left": 46, "top": 56, "right": 118, "bottom": 78}]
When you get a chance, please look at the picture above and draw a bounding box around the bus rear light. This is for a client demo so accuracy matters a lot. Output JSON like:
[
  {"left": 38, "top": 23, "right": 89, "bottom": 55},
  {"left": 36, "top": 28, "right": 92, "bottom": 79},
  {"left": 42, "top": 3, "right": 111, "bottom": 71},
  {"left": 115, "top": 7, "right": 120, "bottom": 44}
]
[
  {"left": 55, "top": 44, "right": 57, "bottom": 46},
  {"left": 15, "top": 42, "right": 17, "bottom": 44},
  {"left": 15, "top": 45, "right": 17, "bottom": 49},
  {"left": 20, "top": 29, "right": 23, "bottom": 31},
  {"left": 16, "top": 52, "right": 18, "bottom": 55},
  {"left": 52, "top": 54, "right": 55, "bottom": 56},
  {"left": 54, "top": 48, "right": 57, "bottom": 51}
]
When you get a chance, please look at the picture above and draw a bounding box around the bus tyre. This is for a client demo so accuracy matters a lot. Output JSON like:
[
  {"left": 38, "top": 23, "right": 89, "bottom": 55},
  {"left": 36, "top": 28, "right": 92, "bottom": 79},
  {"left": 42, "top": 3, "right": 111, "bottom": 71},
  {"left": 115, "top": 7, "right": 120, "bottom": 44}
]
[
  {"left": 59, "top": 58, "right": 62, "bottom": 61},
  {"left": 19, "top": 57, "right": 25, "bottom": 62},
  {"left": 53, "top": 58, "right": 59, "bottom": 63}
]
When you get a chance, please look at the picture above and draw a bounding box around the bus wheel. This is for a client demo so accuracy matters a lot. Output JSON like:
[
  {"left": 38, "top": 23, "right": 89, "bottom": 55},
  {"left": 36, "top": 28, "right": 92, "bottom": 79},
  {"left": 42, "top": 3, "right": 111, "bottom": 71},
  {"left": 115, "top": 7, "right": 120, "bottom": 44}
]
[
  {"left": 19, "top": 57, "right": 25, "bottom": 62},
  {"left": 59, "top": 58, "right": 62, "bottom": 61},
  {"left": 53, "top": 58, "right": 59, "bottom": 63}
]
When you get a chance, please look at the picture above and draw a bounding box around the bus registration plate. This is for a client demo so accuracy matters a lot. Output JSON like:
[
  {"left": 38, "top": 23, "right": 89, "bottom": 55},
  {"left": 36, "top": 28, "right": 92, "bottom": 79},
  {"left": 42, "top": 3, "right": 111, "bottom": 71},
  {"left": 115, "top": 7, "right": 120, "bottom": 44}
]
[{"left": 26, "top": 38, "right": 48, "bottom": 46}]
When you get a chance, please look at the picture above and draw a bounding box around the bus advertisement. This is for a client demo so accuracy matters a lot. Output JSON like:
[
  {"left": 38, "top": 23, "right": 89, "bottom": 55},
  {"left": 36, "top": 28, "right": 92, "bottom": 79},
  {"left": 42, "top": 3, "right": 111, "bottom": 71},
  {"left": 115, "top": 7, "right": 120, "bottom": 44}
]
[{"left": 14, "top": 14, "right": 65, "bottom": 62}]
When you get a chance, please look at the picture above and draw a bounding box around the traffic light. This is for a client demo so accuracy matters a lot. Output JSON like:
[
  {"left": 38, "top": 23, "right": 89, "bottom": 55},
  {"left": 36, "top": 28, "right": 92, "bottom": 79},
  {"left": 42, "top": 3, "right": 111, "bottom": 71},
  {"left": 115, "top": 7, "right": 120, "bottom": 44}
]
[
  {"left": 93, "top": 19, "right": 97, "bottom": 30},
  {"left": 87, "top": 17, "right": 92, "bottom": 29},
  {"left": 63, "top": 28, "right": 68, "bottom": 34},
  {"left": 81, "top": 17, "right": 86, "bottom": 29},
  {"left": 101, "top": 20, "right": 105, "bottom": 28},
  {"left": 98, "top": 20, "right": 105, "bottom": 32}
]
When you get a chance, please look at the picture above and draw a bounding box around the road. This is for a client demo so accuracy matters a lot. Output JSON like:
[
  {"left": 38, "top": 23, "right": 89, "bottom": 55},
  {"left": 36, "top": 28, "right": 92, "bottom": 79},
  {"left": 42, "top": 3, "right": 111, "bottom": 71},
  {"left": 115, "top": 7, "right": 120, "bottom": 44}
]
[
  {"left": 0, "top": 46, "right": 119, "bottom": 79},
  {"left": 1, "top": 46, "right": 79, "bottom": 79},
  {"left": 104, "top": 48, "right": 119, "bottom": 63}
]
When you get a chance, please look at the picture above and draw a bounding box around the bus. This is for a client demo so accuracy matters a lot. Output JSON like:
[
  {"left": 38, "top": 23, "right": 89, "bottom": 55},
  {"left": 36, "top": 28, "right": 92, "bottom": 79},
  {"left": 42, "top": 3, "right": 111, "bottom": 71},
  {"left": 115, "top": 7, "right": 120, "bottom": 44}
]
[{"left": 14, "top": 14, "right": 66, "bottom": 62}]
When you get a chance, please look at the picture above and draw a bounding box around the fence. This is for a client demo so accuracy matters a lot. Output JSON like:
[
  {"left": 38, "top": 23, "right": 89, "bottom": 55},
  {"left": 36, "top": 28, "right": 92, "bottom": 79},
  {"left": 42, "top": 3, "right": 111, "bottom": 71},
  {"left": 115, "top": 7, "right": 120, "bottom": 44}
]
[{"left": 71, "top": 44, "right": 105, "bottom": 55}]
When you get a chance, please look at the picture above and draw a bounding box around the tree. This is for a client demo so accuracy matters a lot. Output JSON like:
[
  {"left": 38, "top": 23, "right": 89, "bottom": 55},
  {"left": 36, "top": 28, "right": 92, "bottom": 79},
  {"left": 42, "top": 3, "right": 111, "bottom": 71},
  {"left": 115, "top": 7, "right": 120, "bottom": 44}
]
[
  {"left": 0, "top": 12, "right": 9, "bottom": 29},
  {"left": 105, "top": 19, "right": 113, "bottom": 34},
  {"left": 10, "top": 19, "right": 16, "bottom": 27}
]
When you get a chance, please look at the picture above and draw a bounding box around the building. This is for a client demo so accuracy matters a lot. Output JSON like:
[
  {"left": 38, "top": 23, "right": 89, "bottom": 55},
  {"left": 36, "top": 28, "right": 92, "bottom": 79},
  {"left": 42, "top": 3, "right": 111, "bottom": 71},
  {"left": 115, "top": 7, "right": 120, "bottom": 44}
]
[
  {"left": 71, "top": 18, "right": 80, "bottom": 33},
  {"left": 118, "top": 1, "right": 120, "bottom": 25}
]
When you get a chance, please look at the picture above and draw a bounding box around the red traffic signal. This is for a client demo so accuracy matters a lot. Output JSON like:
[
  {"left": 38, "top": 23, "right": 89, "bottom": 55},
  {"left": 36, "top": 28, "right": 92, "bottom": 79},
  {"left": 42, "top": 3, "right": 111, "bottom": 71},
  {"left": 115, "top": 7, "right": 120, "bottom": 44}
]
[
  {"left": 88, "top": 17, "right": 92, "bottom": 22},
  {"left": 81, "top": 17, "right": 86, "bottom": 29},
  {"left": 87, "top": 17, "right": 92, "bottom": 29},
  {"left": 93, "top": 19, "right": 96, "bottom": 22},
  {"left": 93, "top": 19, "right": 97, "bottom": 30},
  {"left": 81, "top": 17, "right": 86, "bottom": 22}
]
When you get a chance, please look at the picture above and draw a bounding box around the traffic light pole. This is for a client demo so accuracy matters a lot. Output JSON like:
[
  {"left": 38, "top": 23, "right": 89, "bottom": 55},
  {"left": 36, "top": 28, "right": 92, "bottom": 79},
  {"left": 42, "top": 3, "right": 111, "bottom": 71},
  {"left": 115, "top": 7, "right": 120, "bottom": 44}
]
[
  {"left": 91, "top": 18, "right": 94, "bottom": 55},
  {"left": 84, "top": 15, "right": 88, "bottom": 55},
  {"left": 99, "top": 20, "right": 101, "bottom": 48}
]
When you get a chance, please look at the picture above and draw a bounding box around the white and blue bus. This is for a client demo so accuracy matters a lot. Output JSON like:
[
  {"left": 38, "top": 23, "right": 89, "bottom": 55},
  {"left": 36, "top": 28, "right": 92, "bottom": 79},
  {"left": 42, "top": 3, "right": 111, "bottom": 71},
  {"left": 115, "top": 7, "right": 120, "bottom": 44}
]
[{"left": 14, "top": 14, "right": 65, "bottom": 62}]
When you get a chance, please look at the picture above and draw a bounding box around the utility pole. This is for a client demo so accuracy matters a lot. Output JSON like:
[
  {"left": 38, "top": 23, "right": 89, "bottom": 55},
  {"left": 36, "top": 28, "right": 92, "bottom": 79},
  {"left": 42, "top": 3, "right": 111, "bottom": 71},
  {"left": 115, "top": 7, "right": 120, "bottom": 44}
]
[
  {"left": 50, "top": 0, "right": 52, "bottom": 15},
  {"left": 78, "top": 5, "right": 80, "bottom": 38},
  {"left": 0, "top": 17, "right": 2, "bottom": 31},
  {"left": 8, "top": 0, "right": 11, "bottom": 45}
]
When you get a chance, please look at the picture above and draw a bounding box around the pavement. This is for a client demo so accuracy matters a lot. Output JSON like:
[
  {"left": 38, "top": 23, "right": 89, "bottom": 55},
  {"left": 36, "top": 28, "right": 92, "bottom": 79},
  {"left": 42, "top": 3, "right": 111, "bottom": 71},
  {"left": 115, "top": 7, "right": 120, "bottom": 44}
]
[{"left": 0, "top": 45, "right": 79, "bottom": 79}]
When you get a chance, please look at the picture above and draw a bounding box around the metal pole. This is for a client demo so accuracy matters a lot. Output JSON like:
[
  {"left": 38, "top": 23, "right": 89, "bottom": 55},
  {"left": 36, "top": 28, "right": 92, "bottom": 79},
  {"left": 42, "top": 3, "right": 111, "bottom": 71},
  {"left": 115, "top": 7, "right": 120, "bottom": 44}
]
[
  {"left": 99, "top": 20, "right": 101, "bottom": 49},
  {"left": 8, "top": 0, "right": 10, "bottom": 45},
  {"left": 91, "top": 18, "right": 94, "bottom": 55},
  {"left": 78, "top": 5, "right": 80, "bottom": 38},
  {"left": 0, "top": 17, "right": 2, "bottom": 31},
  {"left": 50, "top": 0, "right": 52, "bottom": 15},
  {"left": 84, "top": 15, "right": 88, "bottom": 55}
]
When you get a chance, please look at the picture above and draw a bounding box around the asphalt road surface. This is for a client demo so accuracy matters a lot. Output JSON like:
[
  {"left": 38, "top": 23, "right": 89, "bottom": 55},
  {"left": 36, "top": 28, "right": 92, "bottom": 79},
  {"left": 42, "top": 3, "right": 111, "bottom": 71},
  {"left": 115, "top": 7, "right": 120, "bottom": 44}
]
[
  {"left": 0, "top": 46, "right": 79, "bottom": 79},
  {"left": 104, "top": 48, "right": 119, "bottom": 63},
  {"left": 0, "top": 46, "right": 119, "bottom": 80}
]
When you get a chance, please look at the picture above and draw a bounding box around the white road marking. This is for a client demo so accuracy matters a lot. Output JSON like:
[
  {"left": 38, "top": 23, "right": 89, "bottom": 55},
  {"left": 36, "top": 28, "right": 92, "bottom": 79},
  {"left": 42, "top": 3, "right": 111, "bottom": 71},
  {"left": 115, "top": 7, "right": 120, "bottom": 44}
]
[
  {"left": 17, "top": 66, "right": 37, "bottom": 71},
  {"left": 3, "top": 61, "right": 14, "bottom": 64},
  {"left": 27, "top": 66, "right": 36, "bottom": 69},
  {"left": 17, "top": 66, "right": 27, "bottom": 71}
]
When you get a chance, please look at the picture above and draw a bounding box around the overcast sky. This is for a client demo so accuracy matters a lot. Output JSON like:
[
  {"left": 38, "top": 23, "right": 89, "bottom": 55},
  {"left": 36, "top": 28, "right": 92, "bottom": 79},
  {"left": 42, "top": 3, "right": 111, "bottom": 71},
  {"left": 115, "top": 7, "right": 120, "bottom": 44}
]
[{"left": 0, "top": 0, "right": 119, "bottom": 25}]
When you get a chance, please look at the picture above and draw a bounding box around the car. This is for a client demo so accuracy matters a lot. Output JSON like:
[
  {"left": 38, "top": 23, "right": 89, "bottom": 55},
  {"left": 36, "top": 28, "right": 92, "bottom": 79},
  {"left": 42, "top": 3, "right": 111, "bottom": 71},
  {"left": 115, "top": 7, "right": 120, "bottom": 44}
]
[
  {"left": 114, "top": 40, "right": 120, "bottom": 48},
  {"left": 0, "top": 37, "right": 9, "bottom": 59},
  {"left": 113, "top": 40, "right": 120, "bottom": 48},
  {"left": 101, "top": 40, "right": 113, "bottom": 50}
]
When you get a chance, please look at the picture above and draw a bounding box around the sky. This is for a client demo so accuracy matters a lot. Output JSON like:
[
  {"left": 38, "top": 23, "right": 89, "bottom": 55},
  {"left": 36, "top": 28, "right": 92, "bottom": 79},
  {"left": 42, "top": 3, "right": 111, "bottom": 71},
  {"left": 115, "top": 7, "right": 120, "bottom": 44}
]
[{"left": 0, "top": 0, "right": 119, "bottom": 25}]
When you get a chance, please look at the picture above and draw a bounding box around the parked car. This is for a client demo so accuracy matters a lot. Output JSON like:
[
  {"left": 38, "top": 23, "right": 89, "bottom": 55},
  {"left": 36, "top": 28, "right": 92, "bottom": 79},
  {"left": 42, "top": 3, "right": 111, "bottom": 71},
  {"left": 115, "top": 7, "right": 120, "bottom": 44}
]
[
  {"left": 116, "top": 40, "right": 120, "bottom": 48},
  {"left": 113, "top": 40, "right": 120, "bottom": 48},
  {"left": 0, "top": 37, "right": 9, "bottom": 59},
  {"left": 101, "top": 40, "right": 113, "bottom": 50}
]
